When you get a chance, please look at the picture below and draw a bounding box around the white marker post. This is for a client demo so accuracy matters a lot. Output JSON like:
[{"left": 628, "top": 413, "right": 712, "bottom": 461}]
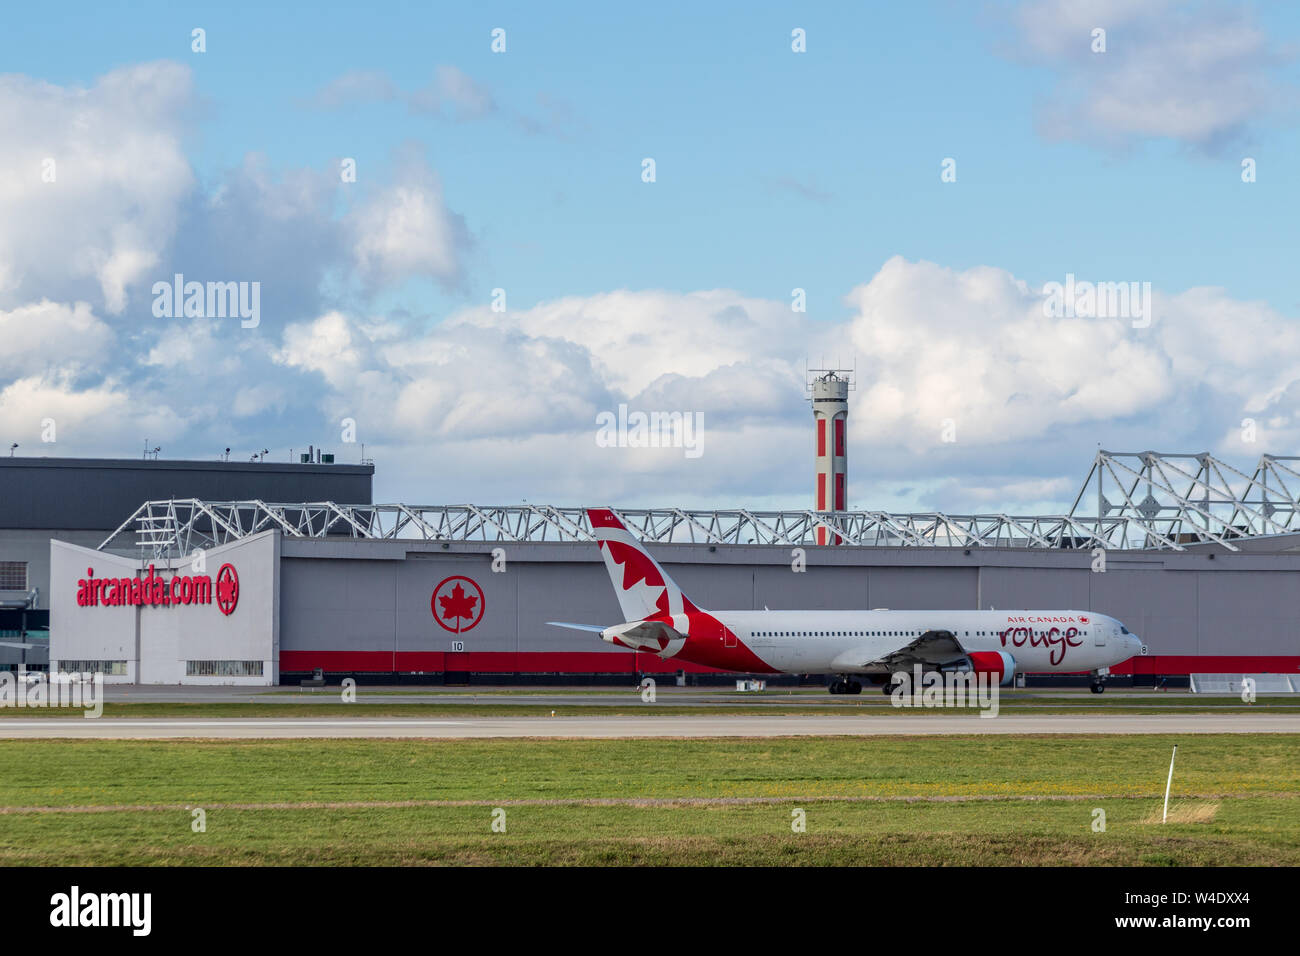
[{"left": 1163, "top": 744, "right": 1178, "bottom": 823}]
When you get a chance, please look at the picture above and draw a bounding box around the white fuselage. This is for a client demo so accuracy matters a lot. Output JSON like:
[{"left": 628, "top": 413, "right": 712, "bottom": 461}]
[{"left": 712, "top": 609, "right": 1143, "bottom": 675}]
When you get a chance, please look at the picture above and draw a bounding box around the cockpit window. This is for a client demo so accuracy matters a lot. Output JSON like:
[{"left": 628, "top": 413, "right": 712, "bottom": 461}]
[{"left": 1120, "top": 626, "right": 1130, "bottom": 634}]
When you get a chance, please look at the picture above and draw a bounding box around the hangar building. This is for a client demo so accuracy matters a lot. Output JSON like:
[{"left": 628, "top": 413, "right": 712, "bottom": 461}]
[
  {"left": 1, "top": 455, "right": 372, "bottom": 672},
  {"left": 45, "top": 451, "right": 1300, "bottom": 685}
]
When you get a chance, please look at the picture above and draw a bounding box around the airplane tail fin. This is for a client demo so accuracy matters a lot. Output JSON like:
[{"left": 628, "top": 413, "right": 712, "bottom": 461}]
[{"left": 586, "top": 508, "right": 701, "bottom": 621}]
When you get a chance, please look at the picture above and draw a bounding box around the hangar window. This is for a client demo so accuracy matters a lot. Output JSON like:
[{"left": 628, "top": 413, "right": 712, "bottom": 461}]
[
  {"left": 186, "top": 660, "right": 265, "bottom": 677},
  {"left": 0, "top": 562, "right": 27, "bottom": 590},
  {"left": 56, "top": 660, "right": 127, "bottom": 676}
]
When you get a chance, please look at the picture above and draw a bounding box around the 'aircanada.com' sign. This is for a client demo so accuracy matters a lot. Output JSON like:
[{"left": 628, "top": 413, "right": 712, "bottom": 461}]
[{"left": 74, "top": 563, "right": 240, "bottom": 616}]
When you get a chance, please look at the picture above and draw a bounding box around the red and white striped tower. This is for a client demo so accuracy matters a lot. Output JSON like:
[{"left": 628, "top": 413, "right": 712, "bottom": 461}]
[{"left": 808, "top": 369, "right": 851, "bottom": 545}]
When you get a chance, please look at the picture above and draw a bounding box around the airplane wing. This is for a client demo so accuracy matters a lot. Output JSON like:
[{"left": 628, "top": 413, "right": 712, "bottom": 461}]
[
  {"left": 830, "top": 629, "right": 968, "bottom": 672},
  {"left": 0, "top": 641, "right": 37, "bottom": 649}
]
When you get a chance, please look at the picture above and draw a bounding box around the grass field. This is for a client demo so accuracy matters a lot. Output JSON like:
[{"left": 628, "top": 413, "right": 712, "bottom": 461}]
[
  {"left": 1, "top": 735, "right": 1296, "bottom": 865},
  {"left": 0, "top": 693, "right": 1296, "bottom": 719}
]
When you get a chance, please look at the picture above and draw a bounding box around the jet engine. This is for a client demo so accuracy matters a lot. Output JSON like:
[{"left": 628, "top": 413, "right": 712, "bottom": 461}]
[{"left": 943, "top": 650, "right": 1016, "bottom": 686}]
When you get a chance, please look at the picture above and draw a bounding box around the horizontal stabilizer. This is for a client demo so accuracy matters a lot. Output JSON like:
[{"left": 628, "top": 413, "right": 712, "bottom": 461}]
[{"left": 546, "top": 621, "right": 608, "bottom": 633}]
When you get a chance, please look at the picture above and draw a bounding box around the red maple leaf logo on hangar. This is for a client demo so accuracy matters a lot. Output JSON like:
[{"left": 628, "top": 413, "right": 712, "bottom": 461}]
[
  {"left": 440, "top": 584, "right": 476, "bottom": 621},
  {"left": 216, "top": 563, "right": 239, "bottom": 616},
  {"left": 431, "top": 576, "right": 485, "bottom": 633}
]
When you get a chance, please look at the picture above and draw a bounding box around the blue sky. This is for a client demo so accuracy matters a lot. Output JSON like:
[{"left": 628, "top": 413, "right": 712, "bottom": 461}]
[
  {"left": 9, "top": 1, "right": 1297, "bottom": 314},
  {"left": 2, "top": 1, "right": 1298, "bottom": 509}
]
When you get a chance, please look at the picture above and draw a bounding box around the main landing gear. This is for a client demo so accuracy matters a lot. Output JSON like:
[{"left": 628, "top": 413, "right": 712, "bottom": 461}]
[{"left": 829, "top": 677, "right": 862, "bottom": 695}]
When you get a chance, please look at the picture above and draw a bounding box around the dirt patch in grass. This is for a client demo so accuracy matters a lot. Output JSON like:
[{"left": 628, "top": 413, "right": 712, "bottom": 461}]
[{"left": 1140, "top": 801, "right": 1221, "bottom": 824}]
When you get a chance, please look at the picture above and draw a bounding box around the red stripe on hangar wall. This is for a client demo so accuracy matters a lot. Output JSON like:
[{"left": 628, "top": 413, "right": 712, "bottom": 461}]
[
  {"left": 279, "top": 651, "right": 1300, "bottom": 675},
  {"left": 1110, "top": 655, "right": 1300, "bottom": 676}
]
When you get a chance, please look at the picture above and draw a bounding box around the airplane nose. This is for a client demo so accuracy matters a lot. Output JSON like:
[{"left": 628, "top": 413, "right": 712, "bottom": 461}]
[{"left": 1129, "top": 634, "right": 1146, "bottom": 656}]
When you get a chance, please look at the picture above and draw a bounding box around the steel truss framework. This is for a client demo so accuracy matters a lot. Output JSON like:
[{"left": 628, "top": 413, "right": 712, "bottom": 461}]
[{"left": 98, "top": 451, "right": 1300, "bottom": 557}]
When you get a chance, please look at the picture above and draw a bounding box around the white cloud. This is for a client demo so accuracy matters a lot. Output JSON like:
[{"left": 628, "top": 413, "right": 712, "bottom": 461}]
[
  {"left": 3, "top": 60, "right": 1296, "bottom": 511},
  {"left": 0, "top": 61, "right": 195, "bottom": 313},
  {"left": 275, "top": 311, "right": 365, "bottom": 387},
  {"left": 350, "top": 152, "right": 470, "bottom": 290},
  {"left": 304, "top": 66, "right": 580, "bottom": 136},
  {"left": 447, "top": 290, "right": 810, "bottom": 397},
  {"left": 1156, "top": 285, "right": 1300, "bottom": 413},
  {"left": 303, "top": 65, "right": 495, "bottom": 120},
  {"left": 1, "top": 63, "right": 472, "bottom": 322},
  {"left": 1006, "top": 0, "right": 1293, "bottom": 150},
  {"left": 0, "top": 373, "right": 187, "bottom": 452},
  {"left": 231, "top": 383, "right": 289, "bottom": 419},
  {"left": 845, "top": 257, "right": 1174, "bottom": 450},
  {"left": 0, "top": 300, "right": 112, "bottom": 377},
  {"left": 302, "top": 70, "right": 397, "bottom": 109},
  {"left": 255, "top": 257, "right": 1300, "bottom": 507},
  {"left": 408, "top": 65, "right": 495, "bottom": 120},
  {"left": 7, "top": 250, "right": 1298, "bottom": 510}
]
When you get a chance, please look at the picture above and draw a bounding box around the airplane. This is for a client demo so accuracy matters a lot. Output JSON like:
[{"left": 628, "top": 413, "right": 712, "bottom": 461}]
[{"left": 550, "top": 508, "right": 1147, "bottom": 695}]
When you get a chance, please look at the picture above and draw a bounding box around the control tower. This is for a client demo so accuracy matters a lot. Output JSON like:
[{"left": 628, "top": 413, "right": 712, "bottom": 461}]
[{"left": 807, "top": 368, "right": 852, "bottom": 545}]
